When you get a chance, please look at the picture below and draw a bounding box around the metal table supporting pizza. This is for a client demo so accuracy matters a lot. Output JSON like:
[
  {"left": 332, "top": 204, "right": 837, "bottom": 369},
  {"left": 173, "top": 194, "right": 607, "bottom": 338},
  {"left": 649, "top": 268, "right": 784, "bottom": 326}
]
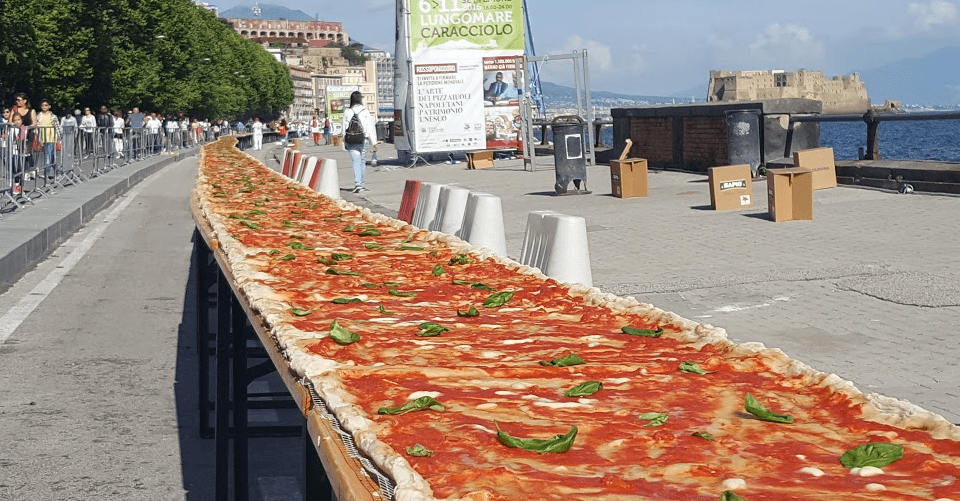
[{"left": 191, "top": 196, "right": 386, "bottom": 501}]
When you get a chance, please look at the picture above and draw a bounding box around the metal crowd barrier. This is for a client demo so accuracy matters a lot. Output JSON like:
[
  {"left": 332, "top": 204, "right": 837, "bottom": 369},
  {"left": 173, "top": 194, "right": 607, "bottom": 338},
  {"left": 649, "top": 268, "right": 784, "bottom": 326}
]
[{"left": 1, "top": 121, "right": 223, "bottom": 216}]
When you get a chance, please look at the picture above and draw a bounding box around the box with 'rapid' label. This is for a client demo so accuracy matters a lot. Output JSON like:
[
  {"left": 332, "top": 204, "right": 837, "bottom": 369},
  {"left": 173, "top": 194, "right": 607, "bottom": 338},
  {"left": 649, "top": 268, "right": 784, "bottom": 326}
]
[{"left": 708, "top": 164, "right": 754, "bottom": 210}]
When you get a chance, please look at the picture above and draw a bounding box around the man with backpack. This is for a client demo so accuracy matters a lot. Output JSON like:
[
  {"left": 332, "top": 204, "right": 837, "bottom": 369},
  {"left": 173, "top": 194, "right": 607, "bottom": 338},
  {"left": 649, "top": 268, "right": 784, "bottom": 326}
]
[{"left": 341, "top": 91, "right": 377, "bottom": 193}]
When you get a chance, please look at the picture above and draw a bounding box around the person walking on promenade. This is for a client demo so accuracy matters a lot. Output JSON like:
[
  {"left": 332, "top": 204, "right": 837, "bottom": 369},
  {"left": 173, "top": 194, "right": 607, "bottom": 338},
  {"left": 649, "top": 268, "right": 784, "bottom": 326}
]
[
  {"left": 310, "top": 113, "right": 321, "bottom": 146},
  {"left": 341, "top": 91, "right": 377, "bottom": 193},
  {"left": 323, "top": 114, "right": 331, "bottom": 145},
  {"left": 12, "top": 94, "right": 38, "bottom": 180},
  {"left": 251, "top": 117, "right": 264, "bottom": 150}
]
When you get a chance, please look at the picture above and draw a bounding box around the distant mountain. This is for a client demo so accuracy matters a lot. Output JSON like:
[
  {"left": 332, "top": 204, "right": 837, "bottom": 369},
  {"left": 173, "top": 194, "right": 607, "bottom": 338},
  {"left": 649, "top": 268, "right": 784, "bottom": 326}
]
[
  {"left": 538, "top": 81, "right": 683, "bottom": 105},
  {"left": 858, "top": 46, "right": 960, "bottom": 106},
  {"left": 218, "top": 3, "right": 314, "bottom": 20},
  {"left": 671, "top": 84, "right": 707, "bottom": 101}
]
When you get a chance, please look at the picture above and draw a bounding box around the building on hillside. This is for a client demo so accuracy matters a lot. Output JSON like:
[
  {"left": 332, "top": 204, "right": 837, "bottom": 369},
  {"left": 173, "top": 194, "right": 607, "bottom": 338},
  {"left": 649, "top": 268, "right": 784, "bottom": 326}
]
[
  {"left": 363, "top": 49, "right": 395, "bottom": 120},
  {"left": 707, "top": 69, "right": 870, "bottom": 114},
  {"left": 219, "top": 3, "right": 348, "bottom": 48},
  {"left": 311, "top": 61, "right": 379, "bottom": 124},
  {"left": 288, "top": 65, "right": 314, "bottom": 122},
  {"left": 300, "top": 42, "right": 351, "bottom": 73}
]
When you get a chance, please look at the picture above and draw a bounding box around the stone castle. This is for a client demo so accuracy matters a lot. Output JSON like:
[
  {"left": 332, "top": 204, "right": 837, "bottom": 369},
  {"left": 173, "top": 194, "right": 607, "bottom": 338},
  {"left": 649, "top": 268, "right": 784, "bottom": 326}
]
[{"left": 707, "top": 69, "right": 870, "bottom": 114}]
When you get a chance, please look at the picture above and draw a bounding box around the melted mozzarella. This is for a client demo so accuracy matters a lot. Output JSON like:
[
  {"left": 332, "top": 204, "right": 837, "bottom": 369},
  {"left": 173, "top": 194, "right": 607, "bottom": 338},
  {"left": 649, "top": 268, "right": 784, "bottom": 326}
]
[
  {"left": 721, "top": 479, "right": 747, "bottom": 490},
  {"left": 851, "top": 466, "right": 884, "bottom": 477},
  {"left": 409, "top": 391, "right": 441, "bottom": 400},
  {"left": 494, "top": 390, "right": 517, "bottom": 396},
  {"left": 454, "top": 345, "right": 472, "bottom": 351},
  {"left": 502, "top": 338, "right": 536, "bottom": 345},
  {"left": 476, "top": 402, "right": 497, "bottom": 410},
  {"left": 606, "top": 377, "right": 631, "bottom": 384},
  {"left": 865, "top": 483, "right": 886, "bottom": 491},
  {"left": 481, "top": 351, "right": 505, "bottom": 358},
  {"left": 799, "top": 467, "right": 824, "bottom": 477}
]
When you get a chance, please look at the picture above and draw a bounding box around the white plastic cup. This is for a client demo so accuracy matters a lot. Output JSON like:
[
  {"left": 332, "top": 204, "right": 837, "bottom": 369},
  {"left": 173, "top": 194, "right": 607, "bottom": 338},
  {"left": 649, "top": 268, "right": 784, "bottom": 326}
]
[
  {"left": 457, "top": 192, "right": 507, "bottom": 256},
  {"left": 317, "top": 158, "right": 340, "bottom": 199},
  {"left": 411, "top": 182, "right": 445, "bottom": 229},
  {"left": 541, "top": 214, "right": 592, "bottom": 287},
  {"left": 430, "top": 185, "right": 471, "bottom": 235}
]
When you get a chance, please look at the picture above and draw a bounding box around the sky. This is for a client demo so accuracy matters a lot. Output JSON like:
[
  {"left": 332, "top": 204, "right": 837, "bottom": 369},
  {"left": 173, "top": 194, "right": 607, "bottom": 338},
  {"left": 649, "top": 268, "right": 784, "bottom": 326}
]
[{"left": 217, "top": 0, "right": 960, "bottom": 97}]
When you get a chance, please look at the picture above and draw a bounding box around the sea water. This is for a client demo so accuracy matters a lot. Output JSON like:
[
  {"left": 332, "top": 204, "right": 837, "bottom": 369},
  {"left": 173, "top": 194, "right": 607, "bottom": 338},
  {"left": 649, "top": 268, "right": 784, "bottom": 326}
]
[{"left": 594, "top": 119, "right": 960, "bottom": 162}]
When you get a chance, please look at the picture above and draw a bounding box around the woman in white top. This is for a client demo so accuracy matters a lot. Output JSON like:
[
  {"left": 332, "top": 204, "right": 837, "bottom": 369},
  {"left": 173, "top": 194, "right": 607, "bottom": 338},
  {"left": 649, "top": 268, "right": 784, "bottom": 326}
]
[
  {"left": 112, "top": 110, "right": 125, "bottom": 159},
  {"left": 341, "top": 91, "right": 377, "bottom": 193},
  {"left": 80, "top": 107, "right": 96, "bottom": 156}
]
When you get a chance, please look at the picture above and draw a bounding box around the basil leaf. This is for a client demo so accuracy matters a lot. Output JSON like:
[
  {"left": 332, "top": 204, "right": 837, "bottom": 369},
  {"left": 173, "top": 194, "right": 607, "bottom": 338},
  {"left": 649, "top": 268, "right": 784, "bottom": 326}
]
[
  {"left": 452, "top": 279, "right": 495, "bottom": 291},
  {"left": 744, "top": 393, "right": 794, "bottom": 424},
  {"left": 377, "top": 304, "right": 395, "bottom": 316},
  {"left": 483, "top": 290, "right": 515, "bottom": 308},
  {"left": 361, "top": 283, "right": 380, "bottom": 288},
  {"left": 331, "top": 253, "right": 353, "bottom": 261},
  {"left": 621, "top": 326, "right": 663, "bottom": 337},
  {"left": 364, "top": 243, "right": 384, "bottom": 250},
  {"left": 377, "top": 396, "right": 444, "bottom": 415},
  {"left": 538, "top": 353, "right": 584, "bottom": 367},
  {"left": 332, "top": 297, "right": 363, "bottom": 304},
  {"left": 316, "top": 257, "right": 337, "bottom": 265},
  {"left": 402, "top": 233, "right": 414, "bottom": 243},
  {"left": 429, "top": 251, "right": 439, "bottom": 257},
  {"left": 495, "top": 422, "right": 577, "bottom": 454},
  {"left": 253, "top": 201, "right": 265, "bottom": 207},
  {"left": 241, "top": 221, "right": 260, "bottom": 229},
  {"left": 290, "top": 307, "right": 312, "bottom": 317},
  {"left": 383, "top": 281, "right": 400, "bottom": 287},
  {"left": 692, "top": 431, "right": 714, "bottom": 441},
  {"left": 565, "top": 381, "right": 602, "bottom": 398},
  {"left": 343, "top": 224, "right": 355, "bottom": 232},
  {"left": 329, "top": 320, "right": 360, "bottom": 345},
  {"left": 279, "top": 254, "right": 296, "bottom": 261},
  {"left": 399, "top": 245, "right": 424, "bottom": 251},
  {"left": 405, "top": 444, "right": 434, "bottom": 457},
  {"left": 245, "top": 209, "right": 266, "bottom": 215},
  {"left": 268, "top": 249, "right": 281, "bottom": 255},
  {"left": 288, "top": 241, "right": 312, "bottom": 250},
  {"left": 679, "top": 361, "right": 709, "bottom": 375},
  {"left": 388, "top": 288, "right": 416, "bottom": 297},
  {"left": 358, "top": 229, "right": 381, "bottom": 236},
  {"left": 457, "top": 306, "right": 480, "bottom": 317},
  {"left": 639, "top": 412, "right": 668, "bottom": 427},
  {"left": 229, "top": 214, "right": 252, "bottom": 220},
  {"left": 449, "top": 254, "right": 471, "bottom": 265},
  {"left": 839, "top": 443, "right": 904, "bottom": 468},
  {"left": 432, "top": 264, "right": 445, "bottom": 276},
  {"left": 325, "top": 268, "right": 361, "bottom": 276},
  {"left": 721, "top": 492, "right": 747, "bottom": 501},
  {"left": 417, "top": 322, "right": 450, "bottom": 337}
]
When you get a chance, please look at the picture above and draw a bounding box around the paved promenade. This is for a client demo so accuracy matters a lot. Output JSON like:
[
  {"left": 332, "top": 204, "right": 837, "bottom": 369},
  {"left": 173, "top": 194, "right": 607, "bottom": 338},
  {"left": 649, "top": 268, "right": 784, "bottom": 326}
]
[{"left": 260, "top": 140, "right": 960, "bottom": 425}]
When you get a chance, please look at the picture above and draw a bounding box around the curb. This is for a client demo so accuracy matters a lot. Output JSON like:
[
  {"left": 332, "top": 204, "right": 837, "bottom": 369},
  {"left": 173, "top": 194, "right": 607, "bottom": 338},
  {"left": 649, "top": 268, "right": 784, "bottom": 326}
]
[{"left": 0, "top": 150, "right": 197, "bottom": 294}]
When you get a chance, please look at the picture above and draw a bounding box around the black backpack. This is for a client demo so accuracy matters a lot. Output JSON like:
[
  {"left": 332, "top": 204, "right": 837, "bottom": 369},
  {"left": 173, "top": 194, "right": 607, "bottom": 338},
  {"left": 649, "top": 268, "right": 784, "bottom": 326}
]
[{"left": 344, "top": 107, "right": 365, "bottom": 144}]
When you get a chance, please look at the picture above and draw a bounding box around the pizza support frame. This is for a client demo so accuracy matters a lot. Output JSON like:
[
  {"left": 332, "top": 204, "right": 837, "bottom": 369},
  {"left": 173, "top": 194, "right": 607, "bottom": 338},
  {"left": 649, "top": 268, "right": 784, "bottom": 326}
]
[{"left": 194, "top": 139, "right": 960, "bottom": 501}]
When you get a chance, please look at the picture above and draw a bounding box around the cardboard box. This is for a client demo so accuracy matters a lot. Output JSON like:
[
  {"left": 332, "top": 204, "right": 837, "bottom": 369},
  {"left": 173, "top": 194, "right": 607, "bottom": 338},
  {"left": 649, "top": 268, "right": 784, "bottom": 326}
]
[
  {"left": 708, "top": 164, "right": 754, "bottom": 210},
  {"left": 767, "top": 167, "right": 814, "bottom": 222},
  {"left": 792, "top": 147, "right": 837, "bottom": 190},
  {"left": 467, "top": 150, "right": 494, "bottom": 170},
  {"left": 610, "top": 158, "right": 648, "bottom": 198}
]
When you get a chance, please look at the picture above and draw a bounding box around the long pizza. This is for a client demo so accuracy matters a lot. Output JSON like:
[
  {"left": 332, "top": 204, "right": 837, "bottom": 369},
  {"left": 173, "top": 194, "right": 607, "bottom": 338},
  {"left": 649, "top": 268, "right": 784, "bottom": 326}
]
[{"left": 195, "top": 139, "right": 960, "bottom": 501}]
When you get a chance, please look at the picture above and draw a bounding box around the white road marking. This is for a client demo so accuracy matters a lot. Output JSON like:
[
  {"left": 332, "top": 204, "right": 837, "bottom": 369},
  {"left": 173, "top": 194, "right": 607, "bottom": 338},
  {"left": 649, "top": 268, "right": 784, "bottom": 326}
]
[
  {"left": 0, "top": 175, "right": 160, "bottom": 344},
  {"left": 710, "top": 296, "right": 791, "bottom": 314}
]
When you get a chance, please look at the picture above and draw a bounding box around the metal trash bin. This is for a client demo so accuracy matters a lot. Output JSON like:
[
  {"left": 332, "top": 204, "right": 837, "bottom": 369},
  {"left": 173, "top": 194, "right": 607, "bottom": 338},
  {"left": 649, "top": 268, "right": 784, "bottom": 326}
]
[
  {"left": 376, "top": 122, "right": 388, "bottom": 142},
  {"left": 552, "top": 115, "right": 589, "bottom": 195},
  {"left": 725, "top": 109, "right": 761, "bottom": 177}
]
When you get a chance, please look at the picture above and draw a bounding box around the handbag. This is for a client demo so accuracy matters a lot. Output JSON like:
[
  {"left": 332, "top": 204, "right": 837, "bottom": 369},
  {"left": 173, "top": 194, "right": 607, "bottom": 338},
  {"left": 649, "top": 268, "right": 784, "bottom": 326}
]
[{"left": 55, "top": 141, "right": 61, "bottom": 151}]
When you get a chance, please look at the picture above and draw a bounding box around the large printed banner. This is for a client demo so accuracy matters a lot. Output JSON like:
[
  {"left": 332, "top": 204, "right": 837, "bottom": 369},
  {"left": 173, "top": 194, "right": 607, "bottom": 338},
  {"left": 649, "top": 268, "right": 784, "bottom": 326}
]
[
  {"left": 326, "top": 85, "right": 360, "bottom": 135},
  {"left": 404, "top": 0, "right": 524, "bottom": 153}
]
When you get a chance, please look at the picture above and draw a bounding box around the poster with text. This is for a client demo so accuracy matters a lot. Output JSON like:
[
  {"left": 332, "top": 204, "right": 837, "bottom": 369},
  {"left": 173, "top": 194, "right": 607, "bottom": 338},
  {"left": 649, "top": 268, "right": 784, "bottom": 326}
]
[
  {"left": 410, "top": 0, "right": 524, "bottom": 54},
  {"left": 404, "top": 0, "right": 524, "bottom": 153},
  {"left": 413, "top": 60, "right": 485, "bottom": 152},
  {"left": 482, "top": 56, "right": 522, "bottom": 149},
  {"left": 325, "top": 85, "right": 360, "bottom": 135}
]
